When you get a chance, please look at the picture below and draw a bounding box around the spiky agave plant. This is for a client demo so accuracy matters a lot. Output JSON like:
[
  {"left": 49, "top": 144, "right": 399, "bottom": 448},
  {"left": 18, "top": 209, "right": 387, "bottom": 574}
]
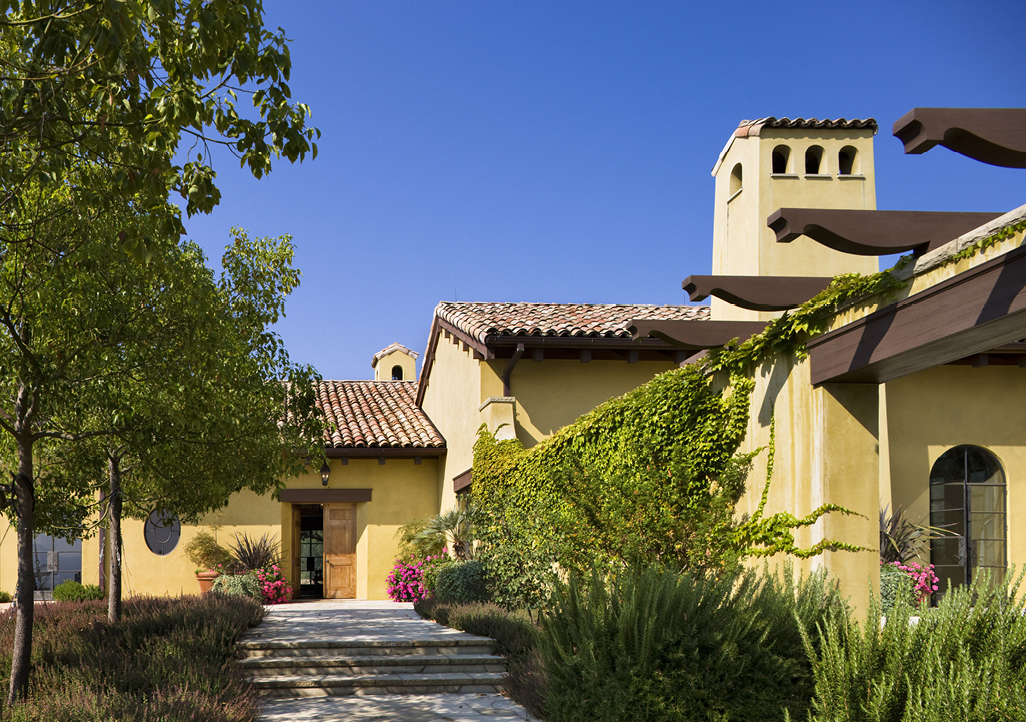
[
  {"left": 228, "top": 532, "right": 280, "bottom": 571},
  {"left": 879, "top": 505, "right": 952, "bottom": 564}
]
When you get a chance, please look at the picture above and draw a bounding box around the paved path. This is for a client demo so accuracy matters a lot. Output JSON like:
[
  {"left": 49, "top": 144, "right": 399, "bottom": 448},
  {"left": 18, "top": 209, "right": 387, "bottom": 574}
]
[{"left": 247, "top": 601, "right": 540, "bottom": 721}]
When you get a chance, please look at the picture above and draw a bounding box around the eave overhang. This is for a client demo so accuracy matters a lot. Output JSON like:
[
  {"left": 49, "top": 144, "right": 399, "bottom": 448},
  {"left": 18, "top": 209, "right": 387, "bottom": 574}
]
[
  {"left": 629, "top": 319, "right": 767, "bottom": 350},
  {"left": 768, "top": 209, "right": 1003, "bottom": 256},
  {"left": 807, "top": 244, "right": 1026, "bottom": 385},
  {"left": 683, "top": 275, "right": 833, "bottom": 311},
  {"left": 324, "top": 446, "right": 445, "bottom": 459},
  {"left": 893, "top": 108, "right": 1026, "bottom": 168}
]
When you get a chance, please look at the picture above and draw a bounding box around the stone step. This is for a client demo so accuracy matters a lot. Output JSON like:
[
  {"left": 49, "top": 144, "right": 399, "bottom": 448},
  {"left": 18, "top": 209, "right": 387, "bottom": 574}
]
[
  {"left": 237, "top": 638, "right": 494, "bottom": 659},
  {"left": 240, "top": 653, "right": 507, "bottom": 677},
  {"left": 249, "top": 671, "right": 507, "bottom": 698}
]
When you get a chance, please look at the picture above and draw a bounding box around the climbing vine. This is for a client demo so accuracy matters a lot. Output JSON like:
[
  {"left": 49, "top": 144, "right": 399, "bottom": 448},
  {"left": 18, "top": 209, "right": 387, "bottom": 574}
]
[{"left": 473, "top": 218, "right": 1024, "bottom": 581}]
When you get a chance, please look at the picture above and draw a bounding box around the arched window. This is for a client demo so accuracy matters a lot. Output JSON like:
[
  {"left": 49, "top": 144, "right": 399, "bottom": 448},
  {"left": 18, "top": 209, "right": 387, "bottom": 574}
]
[
  {"left": 391, "top": 365, "right": 403, "bottom": 381},
  {"left": 772, "top": 145, "right": 791, "bottom": 174},
  {"left": 838, "top": 146, "right": 859, "bottom": 175},
  {"left": 144, "top": 510, "right": 181, "bottom": 556},
  {"left": 930, "top": 445, "right": 1006, "bottom": 602},
  {"left": 805, "top": 146, "right": 824, "bottom": 175},
  {"left": 729, "top": 163, "right": 743, "bottom": 196}
]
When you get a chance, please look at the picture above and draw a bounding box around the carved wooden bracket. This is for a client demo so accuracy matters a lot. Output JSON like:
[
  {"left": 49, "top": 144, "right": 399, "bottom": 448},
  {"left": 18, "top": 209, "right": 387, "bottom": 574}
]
[
  {"left": 768, "top": 208, "right": 1002, "bottom": 256},
  {"left": 683, "top": 275, "right": 833, "bottom": 311},
  {"left": 893, "top": 108, "right": 1026, "bottom": 168},
  {"left": 629, "top": 319, "right": 767, "bottom": 350}
]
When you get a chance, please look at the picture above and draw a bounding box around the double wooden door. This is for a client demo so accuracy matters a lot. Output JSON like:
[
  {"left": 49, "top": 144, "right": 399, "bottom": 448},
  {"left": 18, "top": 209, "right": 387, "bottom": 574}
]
[{"left": 322, "top": 503, "right": 356, "bottom": 599}]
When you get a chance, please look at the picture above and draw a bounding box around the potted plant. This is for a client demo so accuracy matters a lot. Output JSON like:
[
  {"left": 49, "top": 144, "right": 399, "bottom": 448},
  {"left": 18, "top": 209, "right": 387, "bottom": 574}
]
[{"left": 183, "top": 531, "right": 235, "bottom": 593}]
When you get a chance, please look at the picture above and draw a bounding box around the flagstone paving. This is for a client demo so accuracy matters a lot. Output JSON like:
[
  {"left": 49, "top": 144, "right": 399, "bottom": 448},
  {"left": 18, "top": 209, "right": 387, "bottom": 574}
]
[{"left": 245, "top": 600, "right": 540, "bottom": 721}]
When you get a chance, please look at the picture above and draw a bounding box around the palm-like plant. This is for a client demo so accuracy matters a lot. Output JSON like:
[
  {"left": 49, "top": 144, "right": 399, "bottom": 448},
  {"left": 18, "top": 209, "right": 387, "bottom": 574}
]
[
  {"left": 879, "top": 506, "right": 952, "bottom": 564},
  {"left": 228, "top": 532, "right": 280, "bottom": 571}
]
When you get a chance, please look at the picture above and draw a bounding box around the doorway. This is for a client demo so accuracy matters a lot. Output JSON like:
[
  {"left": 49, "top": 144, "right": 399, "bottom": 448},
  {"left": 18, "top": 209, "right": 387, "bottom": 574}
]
[
  {"left": 295, "top": 505, "right": 323, "bottom": 598},
  {"left": 291, "top": 502, "right": 357, "bottom": 600}
]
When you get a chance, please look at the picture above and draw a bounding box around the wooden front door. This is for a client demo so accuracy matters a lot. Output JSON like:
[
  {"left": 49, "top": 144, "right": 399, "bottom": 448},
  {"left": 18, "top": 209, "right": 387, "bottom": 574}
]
[{"left": 323, "top": 504, "right": 356, "bottom": 599}]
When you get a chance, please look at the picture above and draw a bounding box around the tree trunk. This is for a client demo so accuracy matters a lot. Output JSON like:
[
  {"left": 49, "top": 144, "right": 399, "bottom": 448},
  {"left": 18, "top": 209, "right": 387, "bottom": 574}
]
[
  {"left": 107, "top": 458, "right": 122, "bottom": 623},
  {"left": 7, "top": 434, "right": 34, "bottom": 706}
]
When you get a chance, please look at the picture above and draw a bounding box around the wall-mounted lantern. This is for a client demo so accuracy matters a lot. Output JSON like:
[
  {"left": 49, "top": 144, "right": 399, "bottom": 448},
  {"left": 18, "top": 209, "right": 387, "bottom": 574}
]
[{"left": 320, "top": 462, "right": 330, "bottom": 486}]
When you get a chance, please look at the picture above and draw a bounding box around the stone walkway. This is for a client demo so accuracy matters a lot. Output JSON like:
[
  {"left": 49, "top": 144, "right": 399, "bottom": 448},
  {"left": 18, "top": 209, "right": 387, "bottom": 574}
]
[{"left": 246, "top": 601, "right": 540, "bottom": 721}]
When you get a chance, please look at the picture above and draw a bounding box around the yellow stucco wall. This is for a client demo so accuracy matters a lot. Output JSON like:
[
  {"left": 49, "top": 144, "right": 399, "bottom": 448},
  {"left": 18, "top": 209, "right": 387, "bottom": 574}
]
[
  {"left": 723, "top": 354, "right": 880, "bottom": 617},
  {"left": 420, "top": 331, "right": 484, "bottom": 512},
  {"left": 494, "top": 358, "right": 677, "bottom": 446},
  {"left": 68, "top": 456, "right": 438, "bottom": 601},
  {"left": 885, "top": 365, "right": 1026, "bottom": 574}
]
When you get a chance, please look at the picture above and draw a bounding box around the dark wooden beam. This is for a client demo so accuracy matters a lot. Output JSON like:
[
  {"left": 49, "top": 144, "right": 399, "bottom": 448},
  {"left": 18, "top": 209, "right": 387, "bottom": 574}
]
[
  {"left": 629, "top": 319, "right": 767, "bottom": 350},
  {"left": 279, "top": 489, "right": 372, "bottom": 504},
  {"left": 453, "top": 468, "right": 473, "bottom": 494},
  {"left": 683, "top": 275, "right": 833, "bottom": 311},
  {"left": 893, "top": 108, "right": 1026, "bottom": 168},
  {"left": 768, "top": 209, "right": 1002, "bottom": 256},
  {"left": 580, "top": 349, "right": 591, "bottom": 363},
  {"left": 807, "top": 244, "right": 1026, "bottom": 384}
]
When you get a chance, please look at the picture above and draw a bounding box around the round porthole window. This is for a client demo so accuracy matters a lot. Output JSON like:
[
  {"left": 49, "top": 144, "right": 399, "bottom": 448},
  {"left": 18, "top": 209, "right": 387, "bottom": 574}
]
[{"left": 144, "top": 509, "right": 181, "bottom": 556}]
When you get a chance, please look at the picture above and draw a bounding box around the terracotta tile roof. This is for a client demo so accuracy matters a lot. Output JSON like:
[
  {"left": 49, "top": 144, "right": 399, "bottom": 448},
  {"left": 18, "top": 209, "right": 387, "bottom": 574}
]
[
  {"left": 735, "top": 117, "right": 878, "bottom": 137},
  {"left": 435, "top": 302, "right": 709, "bottom": 345},
  {"left": 371, "top": 342, "right": 419, "bottom": 368},
  {"left": 315, "top": 380, "right": 445, "bottom": 449}
]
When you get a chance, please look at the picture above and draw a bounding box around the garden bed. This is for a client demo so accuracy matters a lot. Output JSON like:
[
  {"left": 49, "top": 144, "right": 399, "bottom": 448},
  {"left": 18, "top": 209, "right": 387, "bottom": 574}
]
[{"left": 0, "top": 595, "right": 263, "bottom": 721}]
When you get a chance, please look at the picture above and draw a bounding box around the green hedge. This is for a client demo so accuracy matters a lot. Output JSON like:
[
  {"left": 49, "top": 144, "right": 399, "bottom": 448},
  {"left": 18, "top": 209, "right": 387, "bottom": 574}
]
[
  {"left": 435, "top": 560, "right": 488, "bottom": 604},
  {"left": 52, "top": 580, "right": 104, "bottom": 603}
]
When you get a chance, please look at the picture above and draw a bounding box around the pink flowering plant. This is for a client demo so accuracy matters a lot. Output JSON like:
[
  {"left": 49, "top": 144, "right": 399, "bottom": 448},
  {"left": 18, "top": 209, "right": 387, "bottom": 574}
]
[
  {"left": 386, "top": 551, "right": 448, "bottom": 602},
  {"left": 883, "top": 560, "right": 940, "bottom": 606},
  {"left": 254, "top": 564, "right": 293, "bottom": 604}
]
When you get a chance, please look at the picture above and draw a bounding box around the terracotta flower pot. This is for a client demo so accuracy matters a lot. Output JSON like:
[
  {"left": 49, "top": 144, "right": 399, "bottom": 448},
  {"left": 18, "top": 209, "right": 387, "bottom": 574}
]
[{"left": 195, "top": 570, "right": 220, "bottom": 594}]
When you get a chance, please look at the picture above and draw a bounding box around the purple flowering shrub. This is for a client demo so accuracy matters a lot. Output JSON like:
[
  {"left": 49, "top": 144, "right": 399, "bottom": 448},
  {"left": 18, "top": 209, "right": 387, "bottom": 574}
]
[
  {"left": 387, "top": 551, "right": 448, "bottom": 602},
  {"left": 255, "top": 564, "right": 293, "bottom": 604}
]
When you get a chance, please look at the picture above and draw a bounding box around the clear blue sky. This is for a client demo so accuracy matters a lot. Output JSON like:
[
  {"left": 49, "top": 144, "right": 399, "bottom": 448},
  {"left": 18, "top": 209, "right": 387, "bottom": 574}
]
[{"left": 180, "top": 0, "right": 1026, "bottom": 381}]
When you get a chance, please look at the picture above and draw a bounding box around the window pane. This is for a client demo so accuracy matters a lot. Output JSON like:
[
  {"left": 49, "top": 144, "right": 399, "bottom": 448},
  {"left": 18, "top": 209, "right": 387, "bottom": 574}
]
[
  {"left": 972, "top": 540, "right": 1006, "bottom": 567},
  {"left": 930, "top": 484, "right": 964, "bottom": 511},
  {"left": 931, "top": 509, "right": 964, "bottom": 532},
  {"left": 970, "top": 485, "right": 1005, "bottom": 513},
  {"left": 930, "top": 450, "right": 964, "bottom": 485},
  {"left": 51, "top": 537, "right": 79, "bottom": 553},
  {"left": 934, "top": 566, "right": 963, "bottom": 597},
  {"left": 966, "top": 447, "right": 1004, "bottom": 485},
  {"left": 932, "top": 538, "right": 964, "bottom": 567},
  {"left": 970, "top": 513, "right": 1005, "bottom": 540},
  {"left": 58, "top": 552, "right": 81, "bottom": 573}
]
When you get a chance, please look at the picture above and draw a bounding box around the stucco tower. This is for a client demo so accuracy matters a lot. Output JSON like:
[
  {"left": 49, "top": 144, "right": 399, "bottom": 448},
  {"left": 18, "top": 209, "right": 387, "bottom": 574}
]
[
  {"left": 371, "top": 343, "right": 419, "bottom": 381},
  {"left": 710, "top": 118, "right": 880, "bottom": 320}
]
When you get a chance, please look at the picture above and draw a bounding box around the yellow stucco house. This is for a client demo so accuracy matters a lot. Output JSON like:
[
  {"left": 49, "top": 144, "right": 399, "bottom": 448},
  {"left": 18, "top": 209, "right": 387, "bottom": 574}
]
[
  {"left": 13, "top": 302, "right": 703, "bottom": 601},
  {"left": 15, "top": 108, "right": 1026, "bottom": 611},
  {"left": 629, "top": 110, "right": 1026, "bottom": 613}
]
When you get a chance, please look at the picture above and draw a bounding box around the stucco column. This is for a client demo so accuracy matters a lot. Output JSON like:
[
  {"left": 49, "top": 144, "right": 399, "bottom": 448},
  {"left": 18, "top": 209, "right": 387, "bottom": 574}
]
[{"left": 812, "top": 382, "right": 880, "bottom": 618}]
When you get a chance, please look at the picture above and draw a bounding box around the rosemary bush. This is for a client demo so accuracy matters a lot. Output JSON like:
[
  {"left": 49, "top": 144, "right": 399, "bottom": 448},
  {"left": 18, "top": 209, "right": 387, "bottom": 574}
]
[
  {"left": 538, "top": 563, "right": 844, "bottom": 722},
  {"left": 805, "top": 570, "right": 1026, "bottom": 722}
]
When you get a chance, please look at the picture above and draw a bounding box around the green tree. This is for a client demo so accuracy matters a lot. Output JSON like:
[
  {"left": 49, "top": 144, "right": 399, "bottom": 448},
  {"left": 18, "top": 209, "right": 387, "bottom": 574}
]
[
  {"left": 0, "top": 0, "right": 318, "bottom": 244},
  {"left": 49, "top": 228, "right": 323, "bottom": 624},
  {"left": 0, "top": 1, "right": 319, "bottom": 703}
]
